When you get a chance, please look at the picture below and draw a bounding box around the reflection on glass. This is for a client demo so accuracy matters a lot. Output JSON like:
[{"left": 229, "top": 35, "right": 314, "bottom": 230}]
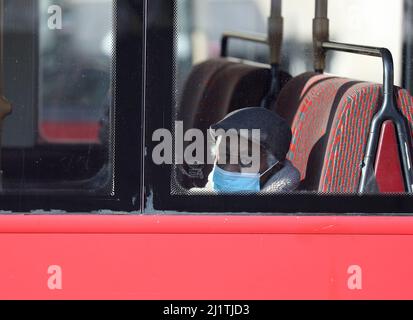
[
  {"left": 1, "top": 0, "right": 114, "bottom": 194},
  {"left": 39, "top": 0, "right": 113, "bottom": 144}
]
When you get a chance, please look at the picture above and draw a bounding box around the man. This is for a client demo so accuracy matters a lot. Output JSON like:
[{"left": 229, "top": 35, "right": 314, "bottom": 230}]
[{"left": 193, "top": 107, "right": 300, "bottom": 193}]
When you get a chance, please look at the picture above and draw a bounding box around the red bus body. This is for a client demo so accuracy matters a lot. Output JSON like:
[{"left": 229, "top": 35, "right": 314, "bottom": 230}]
[
  {"left": 0, "top": 215, "right": 412, "bottom": 300},
  {"left": 2, "top": 0, "right": 413, "bottom": 301}
]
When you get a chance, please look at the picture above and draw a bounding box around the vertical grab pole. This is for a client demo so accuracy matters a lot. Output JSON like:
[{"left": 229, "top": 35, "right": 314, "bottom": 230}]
[
  {"left": 261, "top": 0, "right": 284, "bottom": 109},
  {"left": 268, "top": 0, "right": 283, "bottom": 66},
  {"left": 313, "top": 0, "right": 329, "bottom": 73},
  {"left": 0, "top": 0, "right": 12, "bottom": 189}
]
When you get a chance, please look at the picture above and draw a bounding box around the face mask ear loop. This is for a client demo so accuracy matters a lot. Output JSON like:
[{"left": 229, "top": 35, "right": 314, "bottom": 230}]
[
  {"left": 259, "top": 160, "right": 284, "bottom": 188},
  {"left": 260, "top": 160, "right": 281, "bottom": 178}
]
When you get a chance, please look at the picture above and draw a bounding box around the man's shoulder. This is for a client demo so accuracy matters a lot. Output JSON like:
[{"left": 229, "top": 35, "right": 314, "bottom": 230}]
[{"left": 262, "top": 160, "right": 301, "bottom": 193}]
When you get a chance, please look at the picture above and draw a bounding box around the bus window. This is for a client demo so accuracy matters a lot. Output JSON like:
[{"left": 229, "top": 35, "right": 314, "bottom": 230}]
[
  {"left": 1, "top": 0, "right": 113, "bottom": 195},
  {"left": 145, "top": 0, "right": 413, "bottom": 213},
  {"left": 0, "top": 0, "right": 142, "bottom": 212}
]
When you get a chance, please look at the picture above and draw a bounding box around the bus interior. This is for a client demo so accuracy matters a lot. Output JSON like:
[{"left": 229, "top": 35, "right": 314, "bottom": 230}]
[
  {"left": 0, "top": 0, "right": 412, "bottom": 212},
  {"left": 173, "top": 0, "right": 413, "bottom": 196}
]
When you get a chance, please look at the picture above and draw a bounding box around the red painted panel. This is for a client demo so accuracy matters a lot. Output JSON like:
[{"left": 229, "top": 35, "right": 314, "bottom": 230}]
[
  {"left": 39, "top": 122, "right": 101, "bottom": 144},
  {"left": 0, "top": 216, "right": 411, "bottom": 299},
  {"left": 375, "top": 121, "right": 405, "bottom": 193}
]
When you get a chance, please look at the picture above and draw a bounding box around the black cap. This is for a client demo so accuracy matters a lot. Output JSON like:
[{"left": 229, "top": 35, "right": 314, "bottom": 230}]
[{"left": 210, "top": 107, "right": 292, "bottom": 161}]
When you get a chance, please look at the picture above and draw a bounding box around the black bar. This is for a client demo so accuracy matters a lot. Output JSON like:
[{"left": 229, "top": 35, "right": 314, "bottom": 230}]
[
  {"left": 221, "top": 32, "right": 267, "bottom": 58},
  {"left": 260, "top": 63, "right": 281, "bottom": 109},
  {"left": 322, "top": 41, "right": 393, "bottom": 96},
  {"left": 322, "top": 41, "right": 382, "bottom": 56},
  {"left": 0, "top": 300, "right": 403, "bottom": 318},
  {"left": 313, "top": 0, "right": 329, "bottom": 72}
]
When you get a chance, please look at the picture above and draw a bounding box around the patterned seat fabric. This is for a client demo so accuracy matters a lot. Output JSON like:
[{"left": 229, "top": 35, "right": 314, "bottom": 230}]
[{"left": 275, "top": 73, "right": 413, "bottom": 193}]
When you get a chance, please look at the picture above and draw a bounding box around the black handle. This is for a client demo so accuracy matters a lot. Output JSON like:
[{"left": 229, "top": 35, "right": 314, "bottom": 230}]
[
  {"left": 221, "top": 0, "right": 283, "bottom": 62},
  {"left": 322, "top": 42, "right": 394, "bottom": 98}
]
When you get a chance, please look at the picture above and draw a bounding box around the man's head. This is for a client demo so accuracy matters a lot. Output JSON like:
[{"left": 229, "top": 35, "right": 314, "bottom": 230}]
[{"left": 210, "top": 107, "right": 292, "bottom": 174}]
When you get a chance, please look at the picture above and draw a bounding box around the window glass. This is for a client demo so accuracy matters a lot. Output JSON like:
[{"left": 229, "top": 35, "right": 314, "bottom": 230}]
[
  {"left": 2, "top": 0, "right": 114, "bottom": 194},
  {"left": 177, "top": 0, "right": 404, "bottom": 92},
  {"left": 148, "top": 0, "right": 413, "bottom": 206}
]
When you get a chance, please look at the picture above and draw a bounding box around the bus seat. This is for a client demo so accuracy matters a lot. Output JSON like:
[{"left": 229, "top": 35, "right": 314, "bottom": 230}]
[
  {"left": 178, "top": 57, "right": 291, "bottom": 188},
  {"left": 274, "top": 73, "right": 358, "bottom": 191},
  {"left": 187, "top": 61, "right": 272, "bottom": 133},
  {"left": 320, "top": 85, "right": 413, "bottom": 193},
  {"left": 275, "top": 73, "right": 413, "bottom": 193},
  {"left": 179, "top": 58, "right": 233, "bottom": 134}
]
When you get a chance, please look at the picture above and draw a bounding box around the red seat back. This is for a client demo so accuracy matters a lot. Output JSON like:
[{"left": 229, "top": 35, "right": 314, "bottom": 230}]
[
  {"left": 374, "top": 121, "right": 405, "bottom": 193},
  {"left": 275, "top": 73, "right": 413, "bottom": 193}
]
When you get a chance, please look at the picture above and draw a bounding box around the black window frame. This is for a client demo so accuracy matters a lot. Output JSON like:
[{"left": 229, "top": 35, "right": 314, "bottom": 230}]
[
  {"left": 145, "top": 0, "right": 413, "bottom": 215},
  {"left": 0, "top": 0, "right": 143, "bottom": 213}
]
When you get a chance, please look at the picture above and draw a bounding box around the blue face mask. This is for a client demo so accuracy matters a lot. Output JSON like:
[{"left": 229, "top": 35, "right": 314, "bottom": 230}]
[{"left": 209, "top": 165, "right": 260, "bottom": 193}]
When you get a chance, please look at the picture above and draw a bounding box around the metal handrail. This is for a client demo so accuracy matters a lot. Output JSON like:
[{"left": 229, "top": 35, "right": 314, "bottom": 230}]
[
  {"left": 313, "top": 0, "right": 413, "bottom": 193},
  {"left": 220, "top": 0, "right": 284, "bottom": 109},
  {"left": 321, "top": 42, "right": 394, "bottom": 97},
  {"left": 221, "top": 32, "right": 268, "bottom": 58},
  {"left": 321, "top": 42, "right": 413, "bottom": 192}
]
